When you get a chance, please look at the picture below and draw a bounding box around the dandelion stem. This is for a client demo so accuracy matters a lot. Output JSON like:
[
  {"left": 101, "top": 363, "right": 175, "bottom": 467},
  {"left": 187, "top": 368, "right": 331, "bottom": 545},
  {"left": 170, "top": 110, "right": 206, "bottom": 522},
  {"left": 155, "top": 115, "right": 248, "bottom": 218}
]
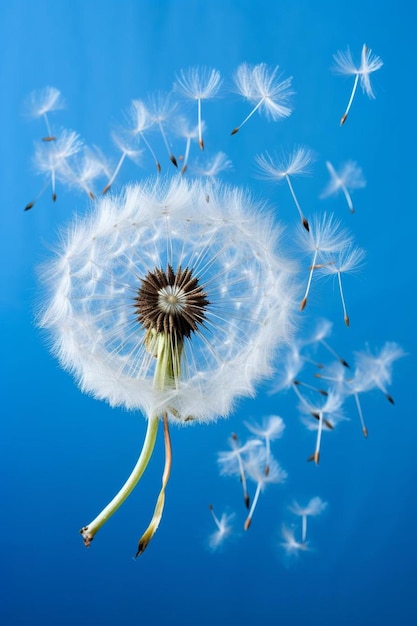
[
  {"left": 80, "top": 414, "right": 159, "bottom": 547},
  {"left": 286, "top": 174, "right": 309, "bottom": 230},
  {"left": 341, "top": 184, "right": 355, "bottom": 213},
  {"left": 300, "top": 249, "right": 318, "bottom": 310},
  {"left": 313, "top": 410, "right": 324, "bottom": 464},
  {"left": 340, "top": 73, "right": 359, "bottom": 125},
  {"left": 42, "top": 112, "right": 53, "bottom": 139},
  {"left": 353, "top": 391, "right": 368, "bottom": 437},
  {"left": 293, "top": 379, "right": 328, "bottom": 396},
  {"left": 102, "top": 152, "right": 127, "bottom": 194},
  {"left": 24, "top": 178, "right": 51, "bottom": 211},
  {"left": 157, "top": 121, "right": 177, "bottom": 167},
  {"left": 197, "top": 98, "right": 204, "bottom": 150},
  {"left": 51, "top": 168, "right": 57, "bottom": 202},
  {"left": 301, "top": 514, "right": 307, "bottom": 543},
  {"left": 231, "top": 433, "right": 250, "bottom": 508},
  {"left": 135, "top": 411, "right": 172, "bottom": 557},
  {"left": 291, "top": 381, "right": 313, "bottom": 410},
  {"left": 336, "top": 271, "right": 350, "bottom": 326},
  {"left": 208, "top": 504, "right": 222, "bottom": 531},
  {"left": 244, "top": 481, "right": 262, "bottom": 530},
  {"left": 80, "top": 331, "right": 181, "bottom": 550},
  {"left": 140, "top": 132, "right": 161, "bottom": 173},
  {"left": 231, "top": 97, "right": 264, "bottom": 135},
  {"left": 320, "top": 338, "right": 350, "bottom": 368},
  {"left": 181, "top": 137, "right": 191, "bottom": 174}
]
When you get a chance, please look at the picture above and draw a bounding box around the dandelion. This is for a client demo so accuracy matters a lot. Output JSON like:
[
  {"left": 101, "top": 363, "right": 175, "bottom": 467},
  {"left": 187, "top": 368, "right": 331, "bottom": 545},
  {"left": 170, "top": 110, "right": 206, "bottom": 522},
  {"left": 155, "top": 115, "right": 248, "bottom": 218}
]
[
  {"left": 25, "top": 85, "right": 65, "bottom": 140},
  {"left": 58, "top": 147, "right": 107, "bottom": 199},
  {"left": 320, "top": 160, "right": 366, "bottom": 214},
  {"left": 244, "top": 415, "right": 285, "bottom": 475},
  {"left": 333, "top": 44, "right": 383, "bottom": 125},
  {"left": 174, "top": 66, "right": 222, "bottom": 150},
  {"left": 314, "top": 361, "right": 350, "bottom": 395},
  {"left": 102, "top": 131, "right": 143, "bottom": 194},
  {"left": 207, "top": 504, "right": 235, "bottom": 551},
  {"left": 280, "top": 524, "right": 309, "bottom": 556},
  {"left": 217, "top": 435, "right": 263, "bottom": 509},
  {"left": 231, "top": 63, "right": 293, "bottom": 134},
  {"left": 297, "top": 213, "right": 352, "bottom": 311},
  {"left": 174, "top": 116, "right": 202, "bottom": 174},
  {"left": 128, "top": 99, "right": 160, "bottom": 173},
  {"left": 243, "top": 447, "right": 287, "bottom": 529},
  {"left": 289, "top": 496, "right": 327, "bottom": 542},
  {"left": 25, "top": 128, "right": 82, "bottom": 210},
  {"left": 354, "top": 342, "right": 405, "bottom": 405},
  {"left": 270, "top": 346, "right": 310, "bottom": 407},
  {"left": 38, "top": 177, "right": 297, "bottom": 555},
  {"left": 191, "top": 151, "right": 232, "bottom": 179},
  {"left": 148, "top": 92, "right": 178, "bottom": 167},
  {"left": 255, "top": 147, "right": 313, "bottom": 230},
  {"left": 306, "top": 318, "right": 350, "bottom": 368},
  {"left": 318, "top": 243, "right": 366, "bottom": 326},
  {"left": 299, "top": 390, "right": 346, "bottom": 464}
]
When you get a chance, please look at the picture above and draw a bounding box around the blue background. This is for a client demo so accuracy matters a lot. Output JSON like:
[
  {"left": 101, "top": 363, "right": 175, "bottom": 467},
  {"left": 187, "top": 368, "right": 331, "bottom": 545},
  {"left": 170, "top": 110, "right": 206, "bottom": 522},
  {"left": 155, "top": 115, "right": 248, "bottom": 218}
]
[{"left": 1, "top": 1, "right": 415, "bottom": 625}]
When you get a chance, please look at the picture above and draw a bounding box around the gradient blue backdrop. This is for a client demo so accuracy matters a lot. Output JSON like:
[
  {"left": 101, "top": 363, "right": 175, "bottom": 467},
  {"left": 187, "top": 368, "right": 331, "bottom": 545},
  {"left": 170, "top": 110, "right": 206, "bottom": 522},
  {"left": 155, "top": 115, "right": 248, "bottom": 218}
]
[{"left": 1, "top": 1, "right": 415, "bottom": 625}]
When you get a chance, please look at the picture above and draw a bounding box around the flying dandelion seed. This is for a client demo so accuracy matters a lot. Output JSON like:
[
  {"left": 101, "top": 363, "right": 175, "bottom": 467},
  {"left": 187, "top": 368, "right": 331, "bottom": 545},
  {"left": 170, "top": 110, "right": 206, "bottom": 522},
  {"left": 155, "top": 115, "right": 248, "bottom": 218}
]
[
  {"left": 38, "top": 176, "right": 298, "bottom": 554},
  {"left": 353, "top": 342, "right": 405, "bottom": 405},
  {"left": 320, "top": 160, "right": 366, "bottom": 214},
  {"left": 25, "top": 85, "right": 65, "bottom": 140},
  {"left": 148, "top": 92, "right": 178, "bottom": 167},
  {"left": 317, "top": 243, "right": 366, "bottom": 327},
  {"left": 333, "top": 43, "right": 383, "bottom": 125},
  {"left": 297, "top": 213, "right": 353, "bottom": 311},
  {"left": 102, "top": 131, "right": 143, "bottom": 194},
  {"left": 243, "top": 447, "right": 287, "bottom": 529},
  {"left": 128, "top": 99, "right": 161, "bottom": 173},
  {"left": 174, "top": 66, "right": 222, "bottom": 151},
  {"left": 231, "top": 62, "right": 293, "bottom": 134},
  {"left": 289, "top": 497, "right": 327, "bottom": 542},
  {"left": 299, "top": 390, "right": 346, "bottom": 464},
  {"left": 58, "top": 146, "right": 107, "bottom": 200},
  {"left": 255, "top": 146, "right": 313, "bottom": 230},
  {"left": 25, "top": 128, "right": 83, "bottom": 209},
  {"left": 280, "top": 524, "right": 309, "bottom": 556},
  {"left": 244, "top": 415, "right": 285, "bottom": 476},
  {"left": 174, "top": 116, "right": 203, "bottom": 174},
  {"left": 217, "top": 434, "right": 263, "bottom": 509},
  {"left": 191, "top": 151, "right": 233, "bottom": 180},
  {"left": 207, "top": 504, "right": 235, "bottom": 551}
]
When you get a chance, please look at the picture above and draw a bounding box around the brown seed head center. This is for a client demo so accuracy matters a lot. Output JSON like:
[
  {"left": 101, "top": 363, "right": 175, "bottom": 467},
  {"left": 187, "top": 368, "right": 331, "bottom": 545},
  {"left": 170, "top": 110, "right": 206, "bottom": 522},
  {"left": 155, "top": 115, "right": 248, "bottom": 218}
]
[{"left": 134, "top": 265, "right": 209, "bottom": 341}]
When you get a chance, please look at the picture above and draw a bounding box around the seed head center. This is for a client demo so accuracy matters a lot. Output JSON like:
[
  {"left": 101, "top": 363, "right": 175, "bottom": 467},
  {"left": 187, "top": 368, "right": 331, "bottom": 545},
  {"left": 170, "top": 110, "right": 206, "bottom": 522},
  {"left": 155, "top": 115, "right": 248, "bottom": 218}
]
[
  {"left": 158, "top": 286, "right": 187, "bottom": 314},
  {"left": 134, "top": 265, "right": 209, "bottom": 340}
]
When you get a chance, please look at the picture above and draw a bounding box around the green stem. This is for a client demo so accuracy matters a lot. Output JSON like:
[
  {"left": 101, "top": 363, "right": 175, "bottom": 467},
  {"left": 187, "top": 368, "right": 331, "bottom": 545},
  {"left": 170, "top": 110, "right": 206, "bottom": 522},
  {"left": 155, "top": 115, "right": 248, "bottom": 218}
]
[
  {"left": 80, "top": 415, "right": 159, "bottom": 546},
  {"left": 80, "top": 333, "right": 183, "bottom": 548}
]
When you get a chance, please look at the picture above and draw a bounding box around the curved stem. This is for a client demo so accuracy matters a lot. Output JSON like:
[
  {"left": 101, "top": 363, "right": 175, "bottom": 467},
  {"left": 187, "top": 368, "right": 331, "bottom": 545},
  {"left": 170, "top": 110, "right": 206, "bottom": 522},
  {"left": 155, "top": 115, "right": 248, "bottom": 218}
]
[
  {"left": 135, "top": 412, "right": 172, "bottom": 557},
  {"left": 340, "top": 73, "right": 359, "bottom": 125},
  {"left": 231, "top": 97, "right": 265, "bottom": 134},
  {"left": 80, "top": 414, "right": 159, "bottom": 547}
]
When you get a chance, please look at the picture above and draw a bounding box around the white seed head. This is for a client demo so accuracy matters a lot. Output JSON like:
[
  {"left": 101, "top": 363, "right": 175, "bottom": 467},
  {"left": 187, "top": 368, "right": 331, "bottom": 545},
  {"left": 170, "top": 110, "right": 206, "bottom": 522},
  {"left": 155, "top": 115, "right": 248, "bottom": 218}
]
[{"left": 38, "top": 177, "right": 298, "bottom": 423}]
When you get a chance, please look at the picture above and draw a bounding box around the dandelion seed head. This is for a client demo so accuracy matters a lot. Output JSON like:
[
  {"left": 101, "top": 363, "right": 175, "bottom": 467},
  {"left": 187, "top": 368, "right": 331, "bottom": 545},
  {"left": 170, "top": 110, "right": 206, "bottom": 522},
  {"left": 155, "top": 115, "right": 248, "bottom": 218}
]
[{"left": 39, "top": 177, "right": 298, "bottom": 423}]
